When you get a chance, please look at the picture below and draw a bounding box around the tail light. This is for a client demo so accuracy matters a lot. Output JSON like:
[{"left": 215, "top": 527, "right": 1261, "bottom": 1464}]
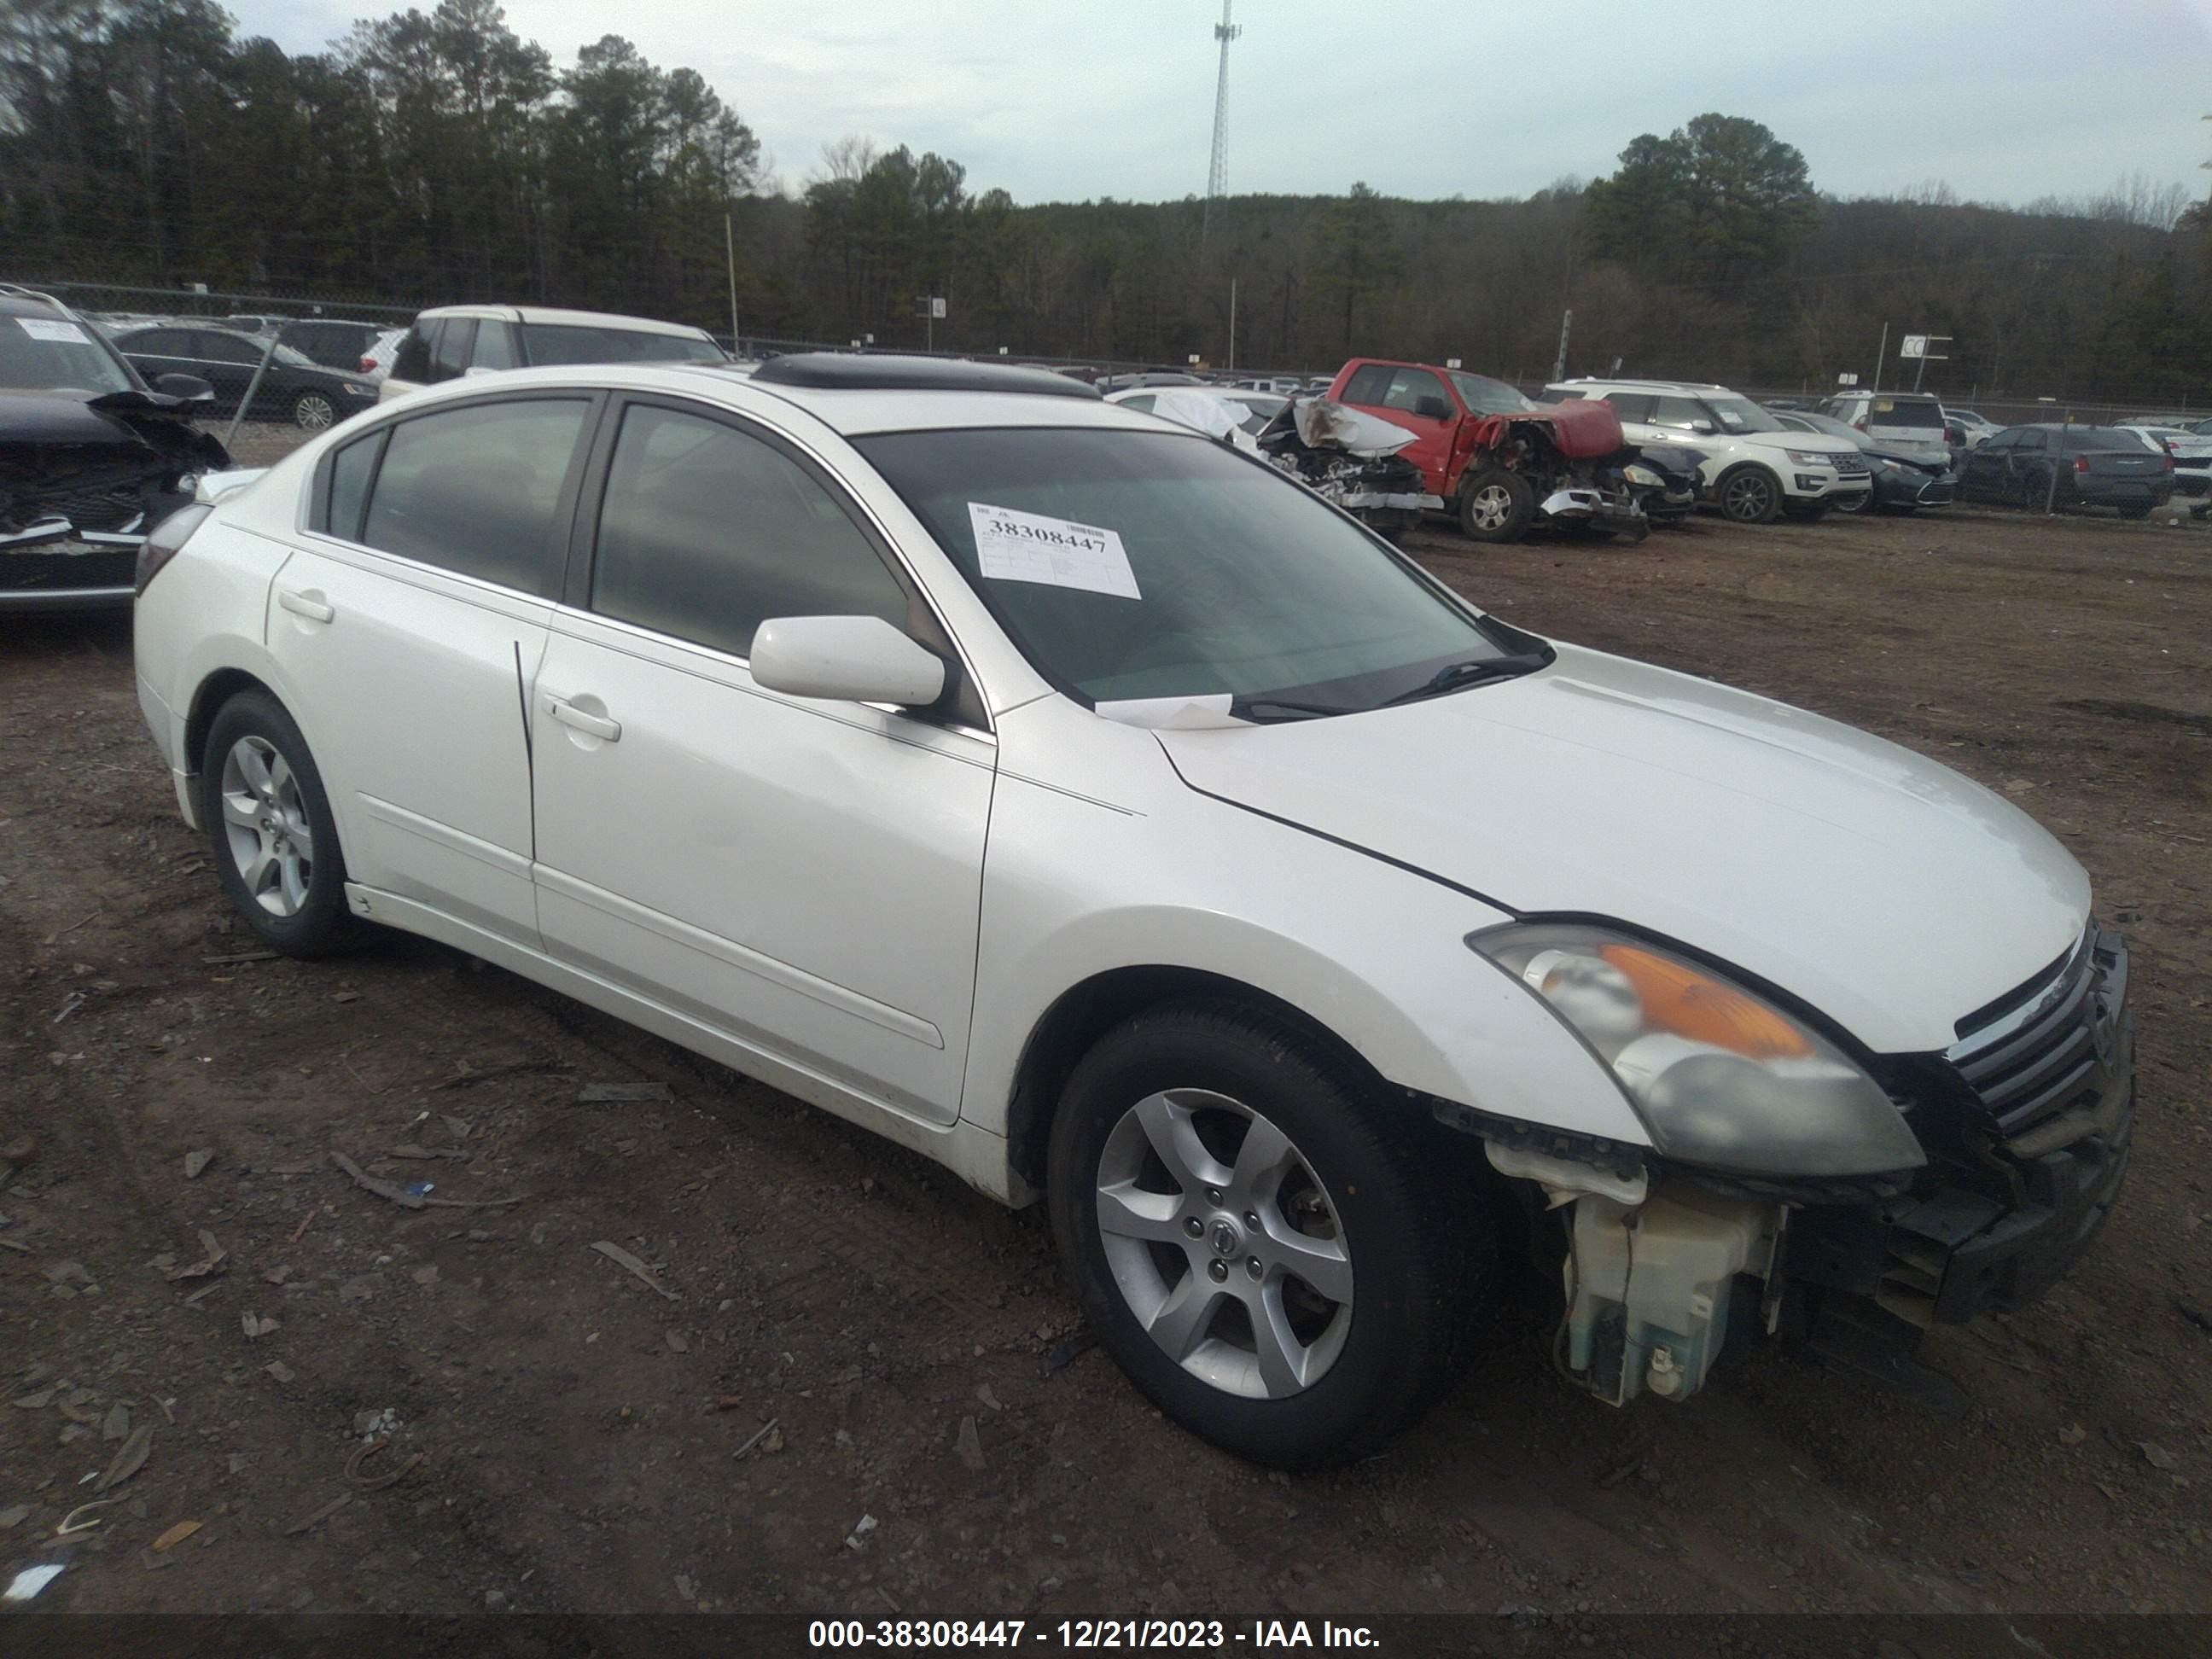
[
  {"left": 134, "top": 502, "right": 212, "bottom": 596},
  {"left": 2164, "top": 455, "right": 2175, "bottom": 472},
  {"left": 361, "top": 356, "right": 375, "bottom": 371},
  {"left": 1854, "top": 419, "right": 1867, "bottom": 432},
  {"left": 2073, "top": 455, "right": 2091, "bottom": 475}
]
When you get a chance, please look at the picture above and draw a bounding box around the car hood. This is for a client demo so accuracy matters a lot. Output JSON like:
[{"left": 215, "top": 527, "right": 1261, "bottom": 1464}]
[
  {"left": 1864, "top": 439, "right": 1953, "bottom": 469},
  {"left": 1738, "top": 429, "right": 1856, "bottom": 458},
  {"left": 1155, "top": 643, "right": 2088, "bottom": 1054}
]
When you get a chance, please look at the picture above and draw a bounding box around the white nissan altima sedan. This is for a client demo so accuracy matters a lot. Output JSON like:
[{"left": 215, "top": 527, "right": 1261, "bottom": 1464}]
[{"left": 131, "top": 353, "right": 2133, "bottom": 1466}]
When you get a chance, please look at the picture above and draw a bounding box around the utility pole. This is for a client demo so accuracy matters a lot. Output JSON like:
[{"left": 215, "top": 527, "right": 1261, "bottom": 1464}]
[
  {"left": 1228, "top": 277, "right": 1237, "bottom": 371},
  {"left": 1551, "top": 309, "right": 1573, "bottom": 382},
  {"left": 1872, "top": 321, "right": 1889, "bottom": 394},
  {"left": 1202, "top": 1, "right": 1241, "bottom": 243},
  {"left": 725, "top": 212, "right": 740, "bottom": 353}
]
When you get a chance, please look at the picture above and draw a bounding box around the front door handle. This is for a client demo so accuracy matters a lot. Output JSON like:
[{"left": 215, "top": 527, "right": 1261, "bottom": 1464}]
[
  {"left": 277, "top": 588, "right": 335, "bottom": 623},
  {"left": 548, "top": 697, "right": 620, "bottom": 742}
]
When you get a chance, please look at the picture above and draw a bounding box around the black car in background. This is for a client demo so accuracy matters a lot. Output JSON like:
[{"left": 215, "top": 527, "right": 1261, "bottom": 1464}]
[
  {"left": 107, "top": 324, "right": 379, "bottom": 430},
  {"left": 1958, "top": 424, "right": 2174, "bottom": 517},
  {"left": 2, "top": 286, "right": 230, "bottom": 612},
  {"left": 277, "top": 318, "right": 389, "bottom": 373},
  {"left": 1771, "top": 407, "right": 1954, "bottom": 514}
]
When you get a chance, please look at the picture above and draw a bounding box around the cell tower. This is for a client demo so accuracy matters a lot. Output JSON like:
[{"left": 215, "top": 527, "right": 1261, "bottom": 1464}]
[{"left": 1203, "top": 0, "right": 1240, "bottom": 236}]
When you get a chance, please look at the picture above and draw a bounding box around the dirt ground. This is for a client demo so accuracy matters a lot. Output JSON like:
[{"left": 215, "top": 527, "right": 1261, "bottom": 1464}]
[{"left": 3, "top": 474, "right": 2209, "bottom": 1627}]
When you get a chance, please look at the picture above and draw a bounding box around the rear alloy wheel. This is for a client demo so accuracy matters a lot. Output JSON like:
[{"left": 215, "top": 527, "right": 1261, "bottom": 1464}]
[
  {"left": 2019, "top": 472, "right": 2049, "bottom": 513},
  {"left": 293, "top": 391, "right": 338, "bottom": 431},
  {"left": 1457, "top": 466, "right": 1535, "bottom": 543},
  {"left": 1716, "top": 466, "right": 1781, "bottom": 524},
  {"left": 201, "top": 691, "right": 365, "bottom": 957},
  {"left": 1047, "top": 1003, "right": 1491, "bottom": 1468}
]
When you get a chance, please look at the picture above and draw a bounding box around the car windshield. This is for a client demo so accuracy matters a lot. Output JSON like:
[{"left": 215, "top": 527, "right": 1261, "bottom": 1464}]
[
  {"left": 519, "top": 323, "right": 724, "bottom": 365},
  {"left": 270, "top": 342, "right": 317, "bottom": 368},
  {"left": 1703, "top": 395, "right": 1785, "bottom": 434},
  {"left": 856, "top": 427, "right": 1518, "bottom": 713},
  {"left": 1448, "top": 372, "right": 1537, "bottom": 416},
  {"left": 1791, "top": 410, "right": 1861, "bottom": 441},
  {"left": 1225, "top": 393, "right": 1286, "bottom": 434},
  {"left": 0, "top": 312, "right": 137, "bottom": 395}
]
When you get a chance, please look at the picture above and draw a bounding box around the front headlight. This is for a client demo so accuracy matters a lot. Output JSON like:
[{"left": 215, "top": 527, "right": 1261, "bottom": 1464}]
[
  {"left": 1623, "top": 464, "right": 1663, "bottom": 487},
  {"left": 1469, "top": 923, "right": 1925, "bottom": 1178},
  {"left": 342, "top": 383, "right": 375, "bottom": 397},
  {"left": 1784, "top": 448, "right": 1840, "bottom": 468}
]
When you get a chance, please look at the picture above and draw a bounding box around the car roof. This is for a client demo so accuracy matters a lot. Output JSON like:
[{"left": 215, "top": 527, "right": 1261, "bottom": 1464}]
[
  {"left": 1550, "top": 377, "right": 1734, "bottom": 393},
  {"left": 378, "top": 358, "right": 1179, "bottom": 439},
  {"left": 0, "top": 291, "right": 69, "bottom": 319},
  {"left": 416, "top": 303, "right": 712, "bottom": 339}
]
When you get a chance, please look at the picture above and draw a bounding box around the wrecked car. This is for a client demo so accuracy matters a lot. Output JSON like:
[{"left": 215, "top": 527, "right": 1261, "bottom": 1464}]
[
  {"left": 1251, "top": 397, "right": 1441, "bottom": 539},
  {"left": 1622, "top": 439, "right": 1706, "bottom": 529},
  {"left": 1329, "top": 358, "right": 1645, "bottom": 543},
  {"left": 3, "top": 285, "right": 230, "bottom": 613}
]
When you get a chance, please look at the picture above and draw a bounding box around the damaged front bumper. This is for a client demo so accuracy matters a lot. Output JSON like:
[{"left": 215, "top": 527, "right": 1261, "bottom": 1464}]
[
  {"left": 1, "top": 535, "right": 141, "bottom": 611},
  {"left": 1537, "top": 486, "right": 1647, "bottom": 538},
  {"left": 1460, "top": 927, "right": 2135, "bottom": 1408}
]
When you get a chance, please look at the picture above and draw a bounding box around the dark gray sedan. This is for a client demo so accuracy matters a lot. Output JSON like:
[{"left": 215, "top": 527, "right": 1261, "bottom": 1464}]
[
  {"left": 1957, "top": 425, "right": 2174, "bottom": 518},
  {"left": 1771, "top": 408, "right": 1954, "bottom": 514}
]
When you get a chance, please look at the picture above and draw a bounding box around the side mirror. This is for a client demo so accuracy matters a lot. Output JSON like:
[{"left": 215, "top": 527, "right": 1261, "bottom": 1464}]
[
  {"left": 1412, "top": 395, "right": 1452, "bottom": 421},
  {"left": 155, "top": 373, "right": 214, "bottom": 405},
  {"left": 749, "top": 615, "right": 946, "bottom": 707}
]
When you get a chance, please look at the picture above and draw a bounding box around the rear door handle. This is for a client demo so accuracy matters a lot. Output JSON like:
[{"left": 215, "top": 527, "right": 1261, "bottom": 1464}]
[
  {"left": 548, "top": 697, "right": 620, "bottom": 742},
  {"left": 277, "top": 588, "right": 335, "bottom": 623}
]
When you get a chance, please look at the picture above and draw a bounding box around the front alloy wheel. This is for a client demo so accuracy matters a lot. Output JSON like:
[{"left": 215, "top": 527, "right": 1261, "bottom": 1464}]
[
  {"left": 1718, "top": 467, "right": 1780, "bottom": 523},
  {"left": 1095, "top": 1089, "right": 1353, "bottom": 1400},
  {"left": 1047, "top": 1003, "right": 1493, "bottom": 1468},
  {"left": 294, "top": 392, "right": 338, "bottom": 430}
]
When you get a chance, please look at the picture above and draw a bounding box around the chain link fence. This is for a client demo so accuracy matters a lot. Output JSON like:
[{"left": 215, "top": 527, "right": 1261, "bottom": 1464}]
[{"left": 15, "top": 274, "right": 2201, "bottom": 440}]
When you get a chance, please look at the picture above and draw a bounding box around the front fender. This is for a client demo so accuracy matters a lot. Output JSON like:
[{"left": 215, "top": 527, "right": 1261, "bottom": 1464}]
[{"left": 961, "top": 707, "right": 1651, "bottom": 1150}]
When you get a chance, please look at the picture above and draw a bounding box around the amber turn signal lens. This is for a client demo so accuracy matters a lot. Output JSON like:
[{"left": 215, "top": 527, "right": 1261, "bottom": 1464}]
[{"left": 1598, "top": 945, "right": 1813, "bottom": 1059}]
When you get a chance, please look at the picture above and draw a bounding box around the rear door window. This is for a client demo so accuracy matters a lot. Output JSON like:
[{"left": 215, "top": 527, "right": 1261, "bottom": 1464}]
[
  {"left": 1601, "top": 393, "right": 1656, "bottom": 422},
  {"left": 360, "top": 399, "right": 590, "bottom": 591},
  {"left": 392, "top": 323, "right": 434, "bottom": 384},
  {"left": 587, "top": 402, "right": 910, "bottom": 661},
  {"left": 323, "top": 433, "right": 382, "bottom": 543},
  {"left": 471, "top": 321, "right": 519, "bottom": 371},
  {"left": 1649, "top": 394, "right": 1708, "bottom": 429},
  {"left": 428, "top": 319, "right": 476, "bottom": 381}
]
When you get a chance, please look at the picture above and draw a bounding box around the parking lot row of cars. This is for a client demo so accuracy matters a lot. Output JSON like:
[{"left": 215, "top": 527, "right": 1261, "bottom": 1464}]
[{"left": 2, "top": 279, "right": 2197, "bottom": 619}]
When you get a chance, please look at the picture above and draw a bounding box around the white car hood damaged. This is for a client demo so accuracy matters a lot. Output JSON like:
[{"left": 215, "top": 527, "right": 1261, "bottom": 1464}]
[{"left": 1154, "top": 643, "right": 2089, "bottom": 1055}]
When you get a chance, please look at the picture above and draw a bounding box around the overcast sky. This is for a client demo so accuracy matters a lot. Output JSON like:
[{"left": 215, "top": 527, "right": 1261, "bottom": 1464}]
[{"left": 230, "top": 0, "right": 2212, "bottom": 210}]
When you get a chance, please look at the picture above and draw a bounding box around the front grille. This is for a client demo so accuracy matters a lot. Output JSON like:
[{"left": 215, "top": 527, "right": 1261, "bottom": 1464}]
[
  {"left": 30, "top": 486, "right": 148, "bottom": 534},
  {"left": 1948, "top": 932, "right": 2113, "bottom": 1137},
  {"left": 1831, "top": 455, "right": 1870, "bottom": 477}
]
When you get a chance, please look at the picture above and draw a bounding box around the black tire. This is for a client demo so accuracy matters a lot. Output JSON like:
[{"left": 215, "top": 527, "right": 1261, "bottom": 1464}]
[
  {"left": 2119, "top": 503, "right": 2153, "bottom": 521},
  {"left": 1045, "top": 1001, "right": 1493, "bottom": 1469},
  {"left": 292, "top": 390, "right": 339, "bottom": 431},
  {"left": 1456, "top": 466, "right": 1535, "bottom": 543},
  {"left": 2019, "top": 472, "right": 2048, "bottom": 513},
  {"left": 1714, "top": 465, "right": 1782, "bottom": 524},
  {"left": 199, "top": 690, "right": 366, "bottom": 957},
  {"left": 1832, "top": 486, "right": 1873, "bottom": 515}
]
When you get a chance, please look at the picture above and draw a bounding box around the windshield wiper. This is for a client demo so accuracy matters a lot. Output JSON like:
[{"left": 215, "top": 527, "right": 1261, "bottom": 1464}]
[
  {"left": 1381, "top": 649, "right": 1552, "bottom": 707},
  {"left": 1234, "top": 696, "right": 1358, "bottom": 722}
]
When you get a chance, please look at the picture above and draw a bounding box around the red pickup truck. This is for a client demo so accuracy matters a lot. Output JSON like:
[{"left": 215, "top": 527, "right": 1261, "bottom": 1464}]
[{"left": 1325, "top": 358, "right": 1645, "bottom": 542}]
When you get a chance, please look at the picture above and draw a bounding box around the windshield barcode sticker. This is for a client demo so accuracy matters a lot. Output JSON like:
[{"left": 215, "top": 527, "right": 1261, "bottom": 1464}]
[
  {"left": 967, "top": 502, "right": 1140, "bottom": 600},
  {"left": 16, "top": 317, "right": 90, "bottom": 345}
]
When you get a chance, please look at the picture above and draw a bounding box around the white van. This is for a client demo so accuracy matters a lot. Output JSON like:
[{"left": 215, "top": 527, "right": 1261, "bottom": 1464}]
[
  {"left": 378, "top": 305, "right": 725, "bottom": 403},
  {"left": 1545, "top": 377, "right": 1871, "bottom": 523}
]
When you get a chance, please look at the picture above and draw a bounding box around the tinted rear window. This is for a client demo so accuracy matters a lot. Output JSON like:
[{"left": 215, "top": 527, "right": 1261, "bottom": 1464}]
[
  {"left": 1868, "top": 399, "right": 1944, "bottom": 429},
  {"left": 519, "top": 324, "right": 723, "bottom": 366}
]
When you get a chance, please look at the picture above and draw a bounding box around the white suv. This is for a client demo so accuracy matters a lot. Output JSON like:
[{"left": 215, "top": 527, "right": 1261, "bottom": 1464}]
[
  {"left": 131, "top": 353, "right": 2129, "bottom": 1467},
  {"left": 378, "top": 304, "right": 725, "bottom": 402},
  {"left": 1545, "top": 378, "right": 1870, "bottom": 522}
]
